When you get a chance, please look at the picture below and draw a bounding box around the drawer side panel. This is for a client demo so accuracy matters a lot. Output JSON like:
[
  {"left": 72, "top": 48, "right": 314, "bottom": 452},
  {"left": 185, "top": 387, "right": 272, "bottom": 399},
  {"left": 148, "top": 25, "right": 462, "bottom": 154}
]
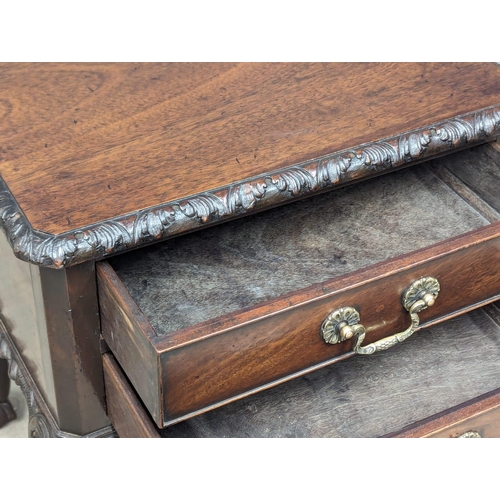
[{"left": 97, "top": 262, "right": 161, "bottom": 424}]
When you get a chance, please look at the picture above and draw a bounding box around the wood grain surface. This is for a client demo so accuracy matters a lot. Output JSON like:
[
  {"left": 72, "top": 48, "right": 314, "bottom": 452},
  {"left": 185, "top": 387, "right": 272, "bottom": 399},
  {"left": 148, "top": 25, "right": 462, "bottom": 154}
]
[
  {"left": 102, "top": 308, "right": 500, "bottom": 438},
  {"left": 157, "top": 226, "right": 500, "bottom": 425},
  {"left": 1, "top": 63, "right": 499, "bottom": 237},
  {"left": 156, "top": 308, "right": 500, "bottom": 438},
  {"left": 102, "top": 353, "right": 160, "bottom": 438},
  {"left": 98, "top": 261, "right": 160, "bottom": 423},
  {"left": 386, "top": 387, "right": 500, "bottom": 438},
  {"left": 37, "top": 262, "right": 109, "bottom": 434}
]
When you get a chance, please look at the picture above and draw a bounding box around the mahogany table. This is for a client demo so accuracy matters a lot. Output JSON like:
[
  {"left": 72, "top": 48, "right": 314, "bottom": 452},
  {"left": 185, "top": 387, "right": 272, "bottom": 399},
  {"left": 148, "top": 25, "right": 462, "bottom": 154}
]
[{"left": 1, "top": 63, "right": 499, "bottom": 437}]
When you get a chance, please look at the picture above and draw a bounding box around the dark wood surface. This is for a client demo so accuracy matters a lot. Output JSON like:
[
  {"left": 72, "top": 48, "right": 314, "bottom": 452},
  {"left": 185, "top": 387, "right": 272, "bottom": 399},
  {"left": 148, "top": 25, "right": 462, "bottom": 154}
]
[
  {"left": 1, "top": 63, "right": 500, "bottom": 268},
  {"left": 98, "top": 144, "right": 500, "bottom": 425},
  {"left": 154, "top": 308, "right": 500, "bottom": 438},
  {"left": 102, "top": 353, "right": 160, "bottom": 438},
  {"left": 102, "top": 308, "right": 500, "bottom": 438},
  {"left": 98, "top": 261, "right": 160, "bottom": 423},
  {"left": 110, "top": 161, "right": 489, "bottom": 338},
  {"left": 2, "top": 62, "right": 499, "bottom": 235},
  {"left": 386, "top": 387, "right": 500, "bottom": 438},
  {"left": 0, "top": 358, "right": 16, "bottom": 429},
  {"left": 37, "top": 262, "right": 109, "bottom": 434},
  {"left": 157, "top": 226, "right": 500, "bottom": 425}
]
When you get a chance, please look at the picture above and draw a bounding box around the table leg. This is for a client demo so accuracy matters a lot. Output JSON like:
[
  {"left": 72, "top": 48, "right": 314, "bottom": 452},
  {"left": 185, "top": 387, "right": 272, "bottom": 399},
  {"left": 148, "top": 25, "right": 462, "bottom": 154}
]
[{"left": 0, "top": 358, "right": 16, "bottom": 429}]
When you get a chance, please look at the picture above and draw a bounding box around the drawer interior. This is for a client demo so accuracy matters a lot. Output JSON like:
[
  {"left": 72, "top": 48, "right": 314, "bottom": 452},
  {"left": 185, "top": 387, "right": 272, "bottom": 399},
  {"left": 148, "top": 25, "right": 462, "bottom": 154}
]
[
  {"left": 158, "top": 305, "right": 500, "bottom": 438},
  {"left": 108, "top": 144, "right": 498, "bottom": 341},
  {"left": 98, "top": 142, "right": 500, "bottom": 426}
]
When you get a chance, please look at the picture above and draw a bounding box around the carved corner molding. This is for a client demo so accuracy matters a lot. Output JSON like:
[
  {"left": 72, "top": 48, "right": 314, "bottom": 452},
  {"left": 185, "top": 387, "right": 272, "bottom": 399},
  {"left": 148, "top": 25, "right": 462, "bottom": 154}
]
[
  {"left": 1, "top": 106, "right": 500, "bottom": 269},
  {"left": 0, "top": 320, "right": 116, "bottom": 438}
]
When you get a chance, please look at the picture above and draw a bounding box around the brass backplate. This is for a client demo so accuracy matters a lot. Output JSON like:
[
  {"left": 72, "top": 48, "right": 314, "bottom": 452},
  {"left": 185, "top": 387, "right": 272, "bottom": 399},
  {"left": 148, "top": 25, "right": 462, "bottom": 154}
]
[{"left": 402, "top": 277, "right": 440, "bottom": 312}]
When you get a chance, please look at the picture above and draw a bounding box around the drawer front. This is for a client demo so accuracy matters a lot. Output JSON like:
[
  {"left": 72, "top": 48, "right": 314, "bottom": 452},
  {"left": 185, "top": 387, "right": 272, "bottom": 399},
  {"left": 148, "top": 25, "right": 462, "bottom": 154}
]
[
  {"left": 428, "top": 404, "right": 500, "bottom": 438},
  {"left": 102, "top": 353, "right": 160, "bottom": 438},
  {"left": 432, "top": 411, "right": 500, "bottom": 438},
  {"left": 387, "top": 387, "right": 500, "bottom": 438},
  {"left": 160, "top": 227, "right": 500, "bottom": 424},
  {"left": 102, "top": 308, "right": 500, "bottom": 438},
  {"left": 99, "top": 223, "right": 500, "bottom": 427}
]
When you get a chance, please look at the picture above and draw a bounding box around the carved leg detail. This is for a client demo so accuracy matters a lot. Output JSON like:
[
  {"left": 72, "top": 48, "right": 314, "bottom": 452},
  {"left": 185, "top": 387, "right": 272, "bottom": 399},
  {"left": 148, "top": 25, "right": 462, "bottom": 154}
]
[
  {"left": 0, "top": 319, "right": 116, "bottom": 438},
  {"left": 0, "top": 324, "right": 53, "bottom": 437},
  {"left": 0, "top": 357, "right": 16, "bottom": 429}
]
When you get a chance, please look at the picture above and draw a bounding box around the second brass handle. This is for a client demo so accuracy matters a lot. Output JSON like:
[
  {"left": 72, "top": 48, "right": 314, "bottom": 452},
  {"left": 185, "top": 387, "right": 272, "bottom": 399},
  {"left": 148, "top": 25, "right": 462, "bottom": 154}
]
[{"left": 321, "top": 277, "right": 440, "bottom": 355}]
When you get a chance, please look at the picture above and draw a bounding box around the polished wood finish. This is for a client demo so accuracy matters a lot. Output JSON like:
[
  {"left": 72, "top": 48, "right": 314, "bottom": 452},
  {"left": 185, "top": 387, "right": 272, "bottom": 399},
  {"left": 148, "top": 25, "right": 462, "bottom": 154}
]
[
  {"left": 98, "top": 261, "right": 160, "bottom": 422},
  {"left": 37, "top": 262, "right": 109, "bottom": 434},
  {"left": 1, "top": 63, "right": 498, "bottom": 236},
  {"left": 0, "top": 358, "right": 16, "bottom": 429},
  {"left": 2, "top": 64, "right": 500, "bottom": 437},
  {"left": 162, "top": 224, "right": 500, "bottom": 424},
  {"left": 103, "top": 353, "right": 160, "bottom": 438},
  {"left": 386, "top": 388, "right": 500, "bottom": 438},
  {"left": 102, "top": 308, "right": 500, "bottom": 438}
]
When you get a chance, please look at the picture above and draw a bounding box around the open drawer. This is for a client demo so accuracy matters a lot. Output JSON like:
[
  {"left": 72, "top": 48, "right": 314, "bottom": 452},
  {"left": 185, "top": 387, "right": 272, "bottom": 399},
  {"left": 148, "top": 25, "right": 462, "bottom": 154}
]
[
  {"left": 103, "top": 304, "right": 500, "bottom": 437},
  {"left": 97, "top": 143, "right": 500, "bottom": 428}
]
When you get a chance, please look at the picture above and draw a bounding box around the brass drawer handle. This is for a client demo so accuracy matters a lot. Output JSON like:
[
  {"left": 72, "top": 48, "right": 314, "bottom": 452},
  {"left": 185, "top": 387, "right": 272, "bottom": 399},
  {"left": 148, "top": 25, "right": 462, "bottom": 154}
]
[
  {"left": 321, "top": 277, "right": 440, "bottom": 355},
  {"left": 457, "top": 431, "right": 481, "bottom": 438}
]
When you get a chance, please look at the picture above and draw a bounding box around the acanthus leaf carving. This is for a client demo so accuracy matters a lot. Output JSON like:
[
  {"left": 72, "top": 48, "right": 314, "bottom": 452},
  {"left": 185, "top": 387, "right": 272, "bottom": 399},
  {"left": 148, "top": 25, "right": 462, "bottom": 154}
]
[
  {"left": 132, "top": 206, "right": 176, "bottom": 242},
  {"left": 434, "top": 118, "right": 474, "bottom": 146},
  {"left": 357, "top": 142, "right": 398, "bottom": 169},
  {"left": 0, "top": 187, "right": 33, "bottom": 257},
  {"left": 271, "top": 167, "right": 315, "bottom": 195},
  {"left": 226, "top": 179, "right": 267, "bottom": 212},
  {"left": 179, "top": 194, "right": 226, "bottom": 222},
  {"left": 35, "top": 235, "right": 79, "bottom": 268},
  {"left": 398, "top": 130, "right": 432, "bottom": 161},
  {"left": 316, "top": 154, "right": 353, "bottom": 187},
  {"left": 474, "top": 107, "right": 500, "bottom": 137},
  {"left": 1, "top": 105, "right": 499, "bottom": 268},
  {"left": 75, "top": 221, "right": 130, "bottom": 252}
]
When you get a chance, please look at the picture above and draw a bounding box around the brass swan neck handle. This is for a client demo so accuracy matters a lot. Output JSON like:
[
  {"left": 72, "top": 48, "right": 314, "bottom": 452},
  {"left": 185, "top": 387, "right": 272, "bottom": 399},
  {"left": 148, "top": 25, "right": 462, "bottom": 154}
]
[{"left": 321, "top": 277, "right": 440, "bottom": 355}]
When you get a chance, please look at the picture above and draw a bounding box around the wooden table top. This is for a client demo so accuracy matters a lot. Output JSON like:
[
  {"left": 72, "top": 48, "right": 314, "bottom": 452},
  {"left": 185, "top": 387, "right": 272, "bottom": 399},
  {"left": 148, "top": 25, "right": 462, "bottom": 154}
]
[{"left": 1, "top": 63, "right": 499, "bottom": 267}]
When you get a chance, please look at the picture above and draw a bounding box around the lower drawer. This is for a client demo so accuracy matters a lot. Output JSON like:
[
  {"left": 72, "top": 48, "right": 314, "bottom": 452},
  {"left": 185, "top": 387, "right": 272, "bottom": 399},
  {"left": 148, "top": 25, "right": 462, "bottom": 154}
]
[
  {"left": 98, "top": 143, "right": 500, "bottom": 427},
  {"left": 386, "top": 389, "right": 500, "bottom": 438},
  {"left": 103, "top": 304, "right": 500, "bottom": 438}
]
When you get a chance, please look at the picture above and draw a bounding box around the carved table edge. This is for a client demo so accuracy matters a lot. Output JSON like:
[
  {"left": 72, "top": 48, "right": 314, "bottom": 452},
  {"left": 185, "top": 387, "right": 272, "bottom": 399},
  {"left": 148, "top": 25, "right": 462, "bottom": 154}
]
[
  {"left": 1, "top": 105, "right": 500, "bottom": 269},
  {"left": 0, "top": 319, "right": 117, "bottom": 438}
]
